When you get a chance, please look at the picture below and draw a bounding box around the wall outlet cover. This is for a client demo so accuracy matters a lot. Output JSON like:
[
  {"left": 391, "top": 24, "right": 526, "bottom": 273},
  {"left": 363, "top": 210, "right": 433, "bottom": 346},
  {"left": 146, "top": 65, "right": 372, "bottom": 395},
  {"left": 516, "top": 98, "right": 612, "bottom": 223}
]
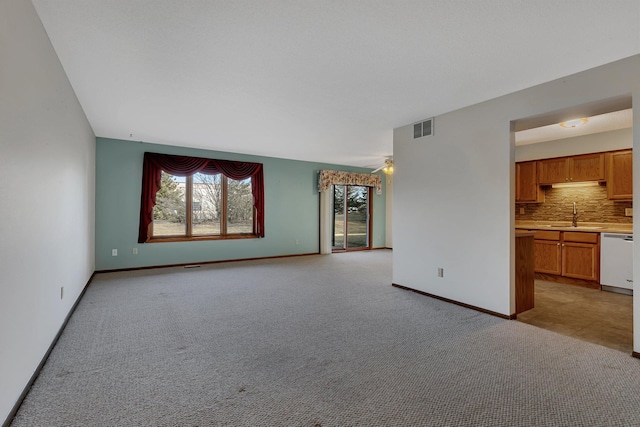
[{"left": 625, "top": 208, "right": 633, "bottom": 217}]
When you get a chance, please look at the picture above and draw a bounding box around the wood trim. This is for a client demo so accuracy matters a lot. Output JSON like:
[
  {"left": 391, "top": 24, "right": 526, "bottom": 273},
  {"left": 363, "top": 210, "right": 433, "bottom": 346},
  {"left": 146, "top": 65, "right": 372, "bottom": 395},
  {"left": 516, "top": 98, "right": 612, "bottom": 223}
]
[
  {"left": 148, "top": 233, "right": 258, "bottom": 243},
  {"left": 633, "top": 351, "right": 640, "bottom": 359},
  {"left": 534, "top": 272, "right": 600, "bottom": 289},
  {"left": 221, "top": 176, "right": 228, "bottom": 235},
  {"left": 95, "top": 252, "right": 320, "bottom": 274},
  {"left": 185, "top": 175, "right": 193, "bottom": 236},
  {"left": 392, "top": 283, "right": 516, "bottom": 320},
  {"left": 3, "top": 272, "right": 96, "bottom": 427}
]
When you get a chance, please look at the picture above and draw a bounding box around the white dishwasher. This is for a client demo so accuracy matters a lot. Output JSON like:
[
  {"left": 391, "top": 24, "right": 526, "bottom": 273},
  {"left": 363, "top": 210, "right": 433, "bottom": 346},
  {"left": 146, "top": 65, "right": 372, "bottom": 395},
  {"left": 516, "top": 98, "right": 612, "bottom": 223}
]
[{"left": 600, "top": 233, "right": 633, "bottom": 294}]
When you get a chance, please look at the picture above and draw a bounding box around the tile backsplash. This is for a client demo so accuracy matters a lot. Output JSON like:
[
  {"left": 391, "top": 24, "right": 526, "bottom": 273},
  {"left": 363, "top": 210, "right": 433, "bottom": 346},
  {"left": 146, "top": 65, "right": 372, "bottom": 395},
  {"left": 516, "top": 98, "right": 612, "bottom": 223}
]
[{"left": 516, "top": 184, "right": 632, "bottom": 224}]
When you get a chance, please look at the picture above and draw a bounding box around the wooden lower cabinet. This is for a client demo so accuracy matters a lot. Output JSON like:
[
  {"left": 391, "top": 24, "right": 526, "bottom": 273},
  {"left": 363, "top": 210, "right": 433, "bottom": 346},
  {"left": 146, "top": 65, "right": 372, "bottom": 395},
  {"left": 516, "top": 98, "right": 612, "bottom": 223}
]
[
  {"left": 534, "top": 239, "right": 562, "bottom": 275},
  {"left": 562, "top": 242, "right": 599, "bottom": 281},
  {"left": 533, "top": 231, "right": 599, "bottom": 285}
]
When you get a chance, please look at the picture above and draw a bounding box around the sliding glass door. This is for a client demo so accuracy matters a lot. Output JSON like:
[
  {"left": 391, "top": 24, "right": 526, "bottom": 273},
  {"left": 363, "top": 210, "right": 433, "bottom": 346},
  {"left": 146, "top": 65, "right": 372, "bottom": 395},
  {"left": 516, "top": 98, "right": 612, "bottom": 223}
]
[{"left": 332, "top": 185, "right": 370, "bottom": 251}]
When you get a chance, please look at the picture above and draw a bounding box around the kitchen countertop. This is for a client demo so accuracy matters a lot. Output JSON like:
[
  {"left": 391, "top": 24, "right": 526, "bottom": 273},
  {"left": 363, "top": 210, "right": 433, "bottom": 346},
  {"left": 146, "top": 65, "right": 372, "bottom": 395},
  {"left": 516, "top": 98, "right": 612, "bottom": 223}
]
[{"left": 515, "top": 221, "right": 633, "bottom": 234}]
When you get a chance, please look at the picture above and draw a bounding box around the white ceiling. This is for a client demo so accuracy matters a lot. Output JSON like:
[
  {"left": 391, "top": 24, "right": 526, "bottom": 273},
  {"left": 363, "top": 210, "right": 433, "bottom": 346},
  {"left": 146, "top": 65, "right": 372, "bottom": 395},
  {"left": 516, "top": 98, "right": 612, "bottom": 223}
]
[
  {"left": 516, "top": 109, "right": 633, "bottom": 146},
  {"left": 31, "top": 0, "right": 640, "bottom": 168}
]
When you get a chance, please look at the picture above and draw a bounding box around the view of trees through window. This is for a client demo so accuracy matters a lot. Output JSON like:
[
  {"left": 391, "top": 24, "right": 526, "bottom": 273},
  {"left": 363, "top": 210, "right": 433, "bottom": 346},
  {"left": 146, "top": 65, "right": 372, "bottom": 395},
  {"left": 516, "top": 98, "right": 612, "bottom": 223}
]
[
  {"left": 332, "top": 185, "right": 369, "bottom": 250},
  {"left": 152, "top": 171, "right": 253, "bottom": 238}
]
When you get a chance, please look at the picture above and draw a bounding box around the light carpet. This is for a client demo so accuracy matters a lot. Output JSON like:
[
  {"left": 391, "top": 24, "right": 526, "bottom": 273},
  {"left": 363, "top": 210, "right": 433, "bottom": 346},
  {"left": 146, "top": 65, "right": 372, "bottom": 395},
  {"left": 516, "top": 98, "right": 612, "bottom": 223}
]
[{"left": 11, "top": 251, "right": 640, "bottom": 426}]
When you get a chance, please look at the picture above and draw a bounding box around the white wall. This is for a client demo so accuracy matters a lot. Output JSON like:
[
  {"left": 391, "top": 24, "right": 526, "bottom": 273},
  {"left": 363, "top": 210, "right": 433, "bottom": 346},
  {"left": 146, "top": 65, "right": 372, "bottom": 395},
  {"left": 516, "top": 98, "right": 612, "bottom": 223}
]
[
  {"left": 393, "top": 56, "right": 640, "bottom": 331},
  {"left": 0, "top": 0, "right": 95, "bottom": 423},
  {"left": 516, "top": 127, "right": 632, "bottom": 162}
]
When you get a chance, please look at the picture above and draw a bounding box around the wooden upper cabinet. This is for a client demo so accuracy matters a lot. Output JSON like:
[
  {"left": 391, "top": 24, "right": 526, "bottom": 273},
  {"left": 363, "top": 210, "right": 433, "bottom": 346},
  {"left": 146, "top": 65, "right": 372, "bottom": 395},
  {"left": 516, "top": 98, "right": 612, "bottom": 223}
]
[
  {"left": 607, "top": 150, "right": 632, "bottom": 200},
  {"left": 569, "top": 153, "right": 606, "bottom": 182},
  {"left": 537, "top": 157, "right": 568, "bottom": 185},
  {"left": 516, "top": 161, "right": 543, "bottom": 203},
  {"left": 537, "top": 153, "right": 606, "bottom": 185}
]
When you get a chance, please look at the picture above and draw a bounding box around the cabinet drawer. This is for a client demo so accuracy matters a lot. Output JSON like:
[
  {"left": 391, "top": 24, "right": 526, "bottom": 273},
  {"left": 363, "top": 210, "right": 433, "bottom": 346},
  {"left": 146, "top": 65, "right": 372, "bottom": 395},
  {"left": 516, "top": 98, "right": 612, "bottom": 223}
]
[
  {"left": 534, "top": 230, "right": 561, "bottom": 241},
  {"left": 563, "top": 232, "right": 599, "bottom": 244}
]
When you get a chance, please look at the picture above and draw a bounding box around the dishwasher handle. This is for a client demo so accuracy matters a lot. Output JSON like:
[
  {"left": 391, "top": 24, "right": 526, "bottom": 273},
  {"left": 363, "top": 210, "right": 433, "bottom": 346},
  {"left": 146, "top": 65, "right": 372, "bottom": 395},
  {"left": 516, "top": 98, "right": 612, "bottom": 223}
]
[{"left": 602, "top": 233, "right": 633, "bottom": 241}]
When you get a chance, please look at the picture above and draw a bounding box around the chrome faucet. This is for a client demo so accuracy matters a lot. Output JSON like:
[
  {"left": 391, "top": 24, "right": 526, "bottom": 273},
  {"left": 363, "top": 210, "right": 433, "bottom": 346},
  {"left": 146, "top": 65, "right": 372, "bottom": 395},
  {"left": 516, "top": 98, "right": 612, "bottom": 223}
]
[{"left": 572, "top": 202, "right": 578, "bottom": 227}]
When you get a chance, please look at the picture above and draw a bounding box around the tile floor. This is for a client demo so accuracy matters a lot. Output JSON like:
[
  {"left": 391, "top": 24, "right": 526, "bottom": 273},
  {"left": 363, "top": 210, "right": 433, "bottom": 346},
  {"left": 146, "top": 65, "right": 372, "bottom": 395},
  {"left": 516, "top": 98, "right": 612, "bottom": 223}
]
[{"left": 517, "top": 280, "right": 633, "bottom": 354}]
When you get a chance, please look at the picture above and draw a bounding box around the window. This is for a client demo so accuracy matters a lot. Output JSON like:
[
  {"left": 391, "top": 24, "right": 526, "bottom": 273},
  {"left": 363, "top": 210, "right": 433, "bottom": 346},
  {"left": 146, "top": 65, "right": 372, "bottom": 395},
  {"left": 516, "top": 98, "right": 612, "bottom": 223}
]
[
  {"left": 151, "top": 171, "right": 255, "bottom": 240},
  {"left": 332, "top": 185, "right": 371, "bottom": 251},
  {"left": 138, "top": 152, "right": 264, "bottom": 243}
]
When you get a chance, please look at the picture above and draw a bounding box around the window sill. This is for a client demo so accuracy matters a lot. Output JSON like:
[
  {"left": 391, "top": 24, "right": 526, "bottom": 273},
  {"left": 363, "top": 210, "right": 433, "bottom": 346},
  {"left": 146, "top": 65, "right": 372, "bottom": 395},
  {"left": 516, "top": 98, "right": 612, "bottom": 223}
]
[{"left": 147, "top": 234, "right": 258, "bottom": 243}]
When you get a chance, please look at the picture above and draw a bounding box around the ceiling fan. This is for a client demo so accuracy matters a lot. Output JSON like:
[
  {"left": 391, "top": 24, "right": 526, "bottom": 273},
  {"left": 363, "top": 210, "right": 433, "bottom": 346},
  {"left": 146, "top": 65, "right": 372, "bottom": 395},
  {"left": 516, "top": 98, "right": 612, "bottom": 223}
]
[{"left": 371, "top": 157, "right": 394, "bottom": 175}]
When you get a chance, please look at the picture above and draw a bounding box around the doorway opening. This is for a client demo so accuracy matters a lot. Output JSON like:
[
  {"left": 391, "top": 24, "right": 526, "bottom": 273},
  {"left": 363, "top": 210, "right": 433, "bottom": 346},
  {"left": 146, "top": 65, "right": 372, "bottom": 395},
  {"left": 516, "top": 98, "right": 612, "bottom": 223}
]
[
  {"left": 512, "top": 96, "right": 633, "bottom": 354},
  {"left": 332, "top": 185, "right": 371, "bottom": 251}
]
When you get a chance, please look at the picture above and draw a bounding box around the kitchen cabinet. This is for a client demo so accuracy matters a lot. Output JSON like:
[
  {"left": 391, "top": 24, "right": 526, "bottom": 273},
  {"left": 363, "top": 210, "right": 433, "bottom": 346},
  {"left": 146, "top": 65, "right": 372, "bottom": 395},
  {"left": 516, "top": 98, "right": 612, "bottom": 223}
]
[
  {"left": 606, "top": 150, "right": 632, "bottom": 200},
  {"left": 537, "top": 158, "right": 568, "bottom": 185},
  {"left": 533, "top": 230, "right": 599, "bottom": 283},
  {"left": 537, "top": 153, "right": 606, "bottom": 185},
  {"left": 533, "top": 231, "right": 562, "bottom": 275},
  {"left": 562, "top": 232, "right": 599, "bottom": 281},
  {"left": 515, "top": 232, "right": 535, "bottom": 314},
  {"left": 571, "top": 153, "right": 606, "bottom": 182},
  {"left": 516, "top": 161, "right": 544, "bottom": 203}
]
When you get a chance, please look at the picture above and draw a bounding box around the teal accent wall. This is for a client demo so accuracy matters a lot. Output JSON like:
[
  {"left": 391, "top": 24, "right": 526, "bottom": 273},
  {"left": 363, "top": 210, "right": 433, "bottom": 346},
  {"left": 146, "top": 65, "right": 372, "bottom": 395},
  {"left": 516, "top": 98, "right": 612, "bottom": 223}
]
[{"left": 95, "top": 138, "right": 386, "bottom": 270}]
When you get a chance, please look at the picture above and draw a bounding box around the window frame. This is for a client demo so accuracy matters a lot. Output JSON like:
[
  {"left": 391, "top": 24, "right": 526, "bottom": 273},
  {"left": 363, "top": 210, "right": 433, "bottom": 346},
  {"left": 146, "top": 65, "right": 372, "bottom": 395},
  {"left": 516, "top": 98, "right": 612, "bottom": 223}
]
[{"left": 148, "top": 173, "right": 257, "bottom": 243}]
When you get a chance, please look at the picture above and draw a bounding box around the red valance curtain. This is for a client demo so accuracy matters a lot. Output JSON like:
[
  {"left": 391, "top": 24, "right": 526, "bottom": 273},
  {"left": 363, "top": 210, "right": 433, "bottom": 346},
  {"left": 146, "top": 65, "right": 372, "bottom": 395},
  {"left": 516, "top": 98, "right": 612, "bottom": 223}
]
[{"left": 138, "top": 152, "right": 264, "bottom": 242}]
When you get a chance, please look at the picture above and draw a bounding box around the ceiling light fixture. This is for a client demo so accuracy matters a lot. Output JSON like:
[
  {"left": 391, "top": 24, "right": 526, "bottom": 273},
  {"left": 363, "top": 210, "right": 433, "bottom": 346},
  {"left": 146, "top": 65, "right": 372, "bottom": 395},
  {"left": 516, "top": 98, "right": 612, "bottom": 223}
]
[
  {"left": 371, "top": 157, "right": 394, "bottom": 175},
  {"left": 559, "top": 118, "right": 588, "bottom": 128},
  {"left": 382, "top": 159, "right": 394, "bottom": 175}
]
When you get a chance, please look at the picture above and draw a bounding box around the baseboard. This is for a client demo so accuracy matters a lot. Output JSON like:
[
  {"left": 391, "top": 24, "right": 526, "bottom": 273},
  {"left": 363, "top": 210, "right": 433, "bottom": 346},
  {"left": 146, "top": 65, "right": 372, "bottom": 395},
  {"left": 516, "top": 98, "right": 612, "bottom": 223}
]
[
  {"left": 95, "top": 252, "right": 320, "bottom": 274},
  {"left": 392, "top": 283, "right": 515, "bottom": 320},
  {"left": 3, "top": 272, "right": 96, "bottom": 427},
  {"left": 633, "top": 351, "right": 640, "bottom": 360}
]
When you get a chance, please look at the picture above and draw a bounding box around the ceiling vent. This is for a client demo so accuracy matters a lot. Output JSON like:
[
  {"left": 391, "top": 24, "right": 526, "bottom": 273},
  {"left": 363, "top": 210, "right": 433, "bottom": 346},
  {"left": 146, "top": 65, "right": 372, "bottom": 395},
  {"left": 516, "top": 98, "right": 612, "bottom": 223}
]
[{"left": 413, "top": 118, "right": 434, "bottom": 139}]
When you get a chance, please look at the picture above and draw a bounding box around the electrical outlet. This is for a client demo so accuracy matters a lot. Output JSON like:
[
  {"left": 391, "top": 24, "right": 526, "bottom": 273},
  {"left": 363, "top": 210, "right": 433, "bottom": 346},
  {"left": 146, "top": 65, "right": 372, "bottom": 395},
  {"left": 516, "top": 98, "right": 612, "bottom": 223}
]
[
  {"left": 60, "top": 286, "right": 64, "bottom": 300},
  {"left": 112, "top": 249, "right": 118, "bottom": 256},
  {"left": 519, "top": 207, "right": 525, "bottom": 215},
  {"left": 625, "top": 208, "right": 633, "bottom": 217},
  {"left": 295, "top": 240, "right": 299, "bottom": 245},
  {"left": 132, "top": 248, "right": 138, "bottom": 255},
  {"left": 437, "top": 267, "right": 444, "bottom": 278}
]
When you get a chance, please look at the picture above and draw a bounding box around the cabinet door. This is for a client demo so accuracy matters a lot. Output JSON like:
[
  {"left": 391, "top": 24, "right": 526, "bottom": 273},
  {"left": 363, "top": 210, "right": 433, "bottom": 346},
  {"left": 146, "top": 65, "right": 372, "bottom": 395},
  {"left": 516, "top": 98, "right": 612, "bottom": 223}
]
[
  {"left": 607, "top": 150, "right": 632, "bottom": 200},
  {"left": 562, "top": 242, "right": 599, "bottom": 281},
  {"left": 537, "top": 158, "right": 568, "bottom": 185},
  {"left": 534, "top": 240, "right": 562, "bottom": 275},
  {"left": 516, "top": 161, "right": 543, "bottom": 203},
  {"left": 569, "top": 153, "right": 605, "bottom": 182}
]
